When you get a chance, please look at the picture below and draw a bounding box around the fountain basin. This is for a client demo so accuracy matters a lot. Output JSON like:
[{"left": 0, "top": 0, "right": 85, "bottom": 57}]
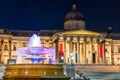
[{"left": 3, "top": 64, "right": 70, "bottom": 80}]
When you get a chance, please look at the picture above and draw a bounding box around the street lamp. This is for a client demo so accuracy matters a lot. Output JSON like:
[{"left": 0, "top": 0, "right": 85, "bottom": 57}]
[{"left": 70, "top": 53, "right": 74, "bottom": 64}]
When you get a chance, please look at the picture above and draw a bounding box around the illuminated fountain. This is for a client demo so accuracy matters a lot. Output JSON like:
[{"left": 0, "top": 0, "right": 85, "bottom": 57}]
[
  {"left": 16, "top": 34, "right": 55, "bottom": 64},
  {"left": 3, "top": 34, "right": 69, "bottom": 80}
]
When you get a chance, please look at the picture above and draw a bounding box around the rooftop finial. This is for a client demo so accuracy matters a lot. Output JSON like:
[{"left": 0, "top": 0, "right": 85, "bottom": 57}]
[{"left": 72, "top": 4, "right": 76, "bottom": 10}]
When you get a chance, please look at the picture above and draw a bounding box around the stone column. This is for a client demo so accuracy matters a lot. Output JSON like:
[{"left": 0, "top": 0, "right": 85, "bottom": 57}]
[
  {"left": 103, "top": 39, "right": 106, "bottom": 64},
  {"left": 96, "top": 38, "right": 99, "bottom": 64},
  {"left": 70, "top": 36, "right": 73, "bottom": 53},
  {"left": 0, "top": 39, "right": 4, "bottom": 63},
  {"left": 74, "top": 42, "right": 77, "bottom": 64},
  {"left": 64, "top": 36, "right": 66, "bottom": 63},
  {"left": 55, "top": 37, "right": 59, "bottom": 63},
  {"left": 8, "top": 38, "right": 12, "bottom": 59},
  {"left": 90, "top": 37, "right": 93, "bottom": 64},
  {"left": 73, "top": 42, "right": 75, "bottom": 64},
  {"left": 84, "top": 37, "right": 86, "bottom": 64},
  {"left": 77, "top": 36, "right": 80, "bottom": 64},
  {"left": 70, "top": 36, "right": 73, "bottom": 64}
]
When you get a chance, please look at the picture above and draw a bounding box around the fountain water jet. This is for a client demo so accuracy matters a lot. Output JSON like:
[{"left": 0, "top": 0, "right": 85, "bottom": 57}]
[{"left": 16, "top": 34, "right": 55, "bottom": 64}]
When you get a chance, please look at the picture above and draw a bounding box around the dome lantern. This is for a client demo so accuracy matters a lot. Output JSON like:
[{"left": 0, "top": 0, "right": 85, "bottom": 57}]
[{"left": 72, "top": 4, "right": 76, "bottom": 11}]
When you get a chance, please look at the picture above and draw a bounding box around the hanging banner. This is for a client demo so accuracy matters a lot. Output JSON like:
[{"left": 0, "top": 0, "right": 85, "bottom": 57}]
[
  {"left": 59, "top": 43, "right": 63, "bottom": 57},
  {"left": 99, "top": 44, "right": 103, "bottom": 58}
]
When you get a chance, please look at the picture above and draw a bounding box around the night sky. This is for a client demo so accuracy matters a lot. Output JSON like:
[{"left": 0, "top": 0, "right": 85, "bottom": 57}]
[{"left": 0, "top": 0, "right": 120, "bottom": 32}]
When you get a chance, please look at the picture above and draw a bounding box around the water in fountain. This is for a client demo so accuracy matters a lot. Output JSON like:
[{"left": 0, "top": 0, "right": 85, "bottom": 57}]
[{"left": 16, "top": 34, "right": 56, "bottom": 64}]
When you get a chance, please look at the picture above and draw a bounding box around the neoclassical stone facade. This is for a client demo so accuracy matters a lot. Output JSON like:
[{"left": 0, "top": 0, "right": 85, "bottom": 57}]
[
  {"left": 0, "top": 29, "right": 119, "bottom": 65},
  {"left": 0, "top": 4, "right": 119, "bottom": 65}
]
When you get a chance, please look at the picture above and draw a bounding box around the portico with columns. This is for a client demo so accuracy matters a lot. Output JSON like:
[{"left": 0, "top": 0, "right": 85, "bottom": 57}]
[{"left": 52, "top": 29, "right": 112, "bottom": 64}]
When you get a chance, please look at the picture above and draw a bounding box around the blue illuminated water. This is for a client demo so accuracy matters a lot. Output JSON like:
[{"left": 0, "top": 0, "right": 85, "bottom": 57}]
[{"left": 17, "top": 34, "right": 56, "bottom": 64}]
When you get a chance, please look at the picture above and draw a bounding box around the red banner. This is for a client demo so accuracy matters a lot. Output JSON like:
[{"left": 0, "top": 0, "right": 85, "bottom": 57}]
[
  {"left": 99, "top": 44, "right": 103, "bottom": 58},
  {"left": 59, "top": 43, "right": 63, "bottom": 56}
]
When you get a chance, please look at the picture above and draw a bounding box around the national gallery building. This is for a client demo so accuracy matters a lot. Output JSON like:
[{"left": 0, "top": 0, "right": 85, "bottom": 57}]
[{"left": 0, "top": 4, "right": 120, "bottom": 65}]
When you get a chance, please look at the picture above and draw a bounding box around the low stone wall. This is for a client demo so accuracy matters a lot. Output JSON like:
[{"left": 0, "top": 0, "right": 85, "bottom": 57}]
[{"left": 74, "top": 64, "right": 120, "bottom": 72}]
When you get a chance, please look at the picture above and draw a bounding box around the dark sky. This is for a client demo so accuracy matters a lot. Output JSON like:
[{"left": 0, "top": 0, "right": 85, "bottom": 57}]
[{"left": 0, "top": 0, "right": 120, "bottom": 32}]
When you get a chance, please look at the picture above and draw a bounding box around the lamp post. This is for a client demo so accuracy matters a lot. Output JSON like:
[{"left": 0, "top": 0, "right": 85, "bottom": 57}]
[
  {"left": 69, "top": 53, "right": 75, "bottom": 80},
  {"left": 70, "top": 53, "right": 74, "bottom": 64}
]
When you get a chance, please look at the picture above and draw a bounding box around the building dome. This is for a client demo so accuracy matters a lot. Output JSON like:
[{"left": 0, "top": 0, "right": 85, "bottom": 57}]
[
  {"left": 64, "top": 4, "right": 85, "bottom": 22},
  {"left": 64, "top": 4, "right": 85, "bottom": 30}
]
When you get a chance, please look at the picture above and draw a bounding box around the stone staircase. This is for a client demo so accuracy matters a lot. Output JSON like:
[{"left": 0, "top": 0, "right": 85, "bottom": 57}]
[
  {"left": 86, "top": 72, "right": 114, "bottom": 80},
  {"left": 75, "top": 71, "right": 120, "bottom": 80}
]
